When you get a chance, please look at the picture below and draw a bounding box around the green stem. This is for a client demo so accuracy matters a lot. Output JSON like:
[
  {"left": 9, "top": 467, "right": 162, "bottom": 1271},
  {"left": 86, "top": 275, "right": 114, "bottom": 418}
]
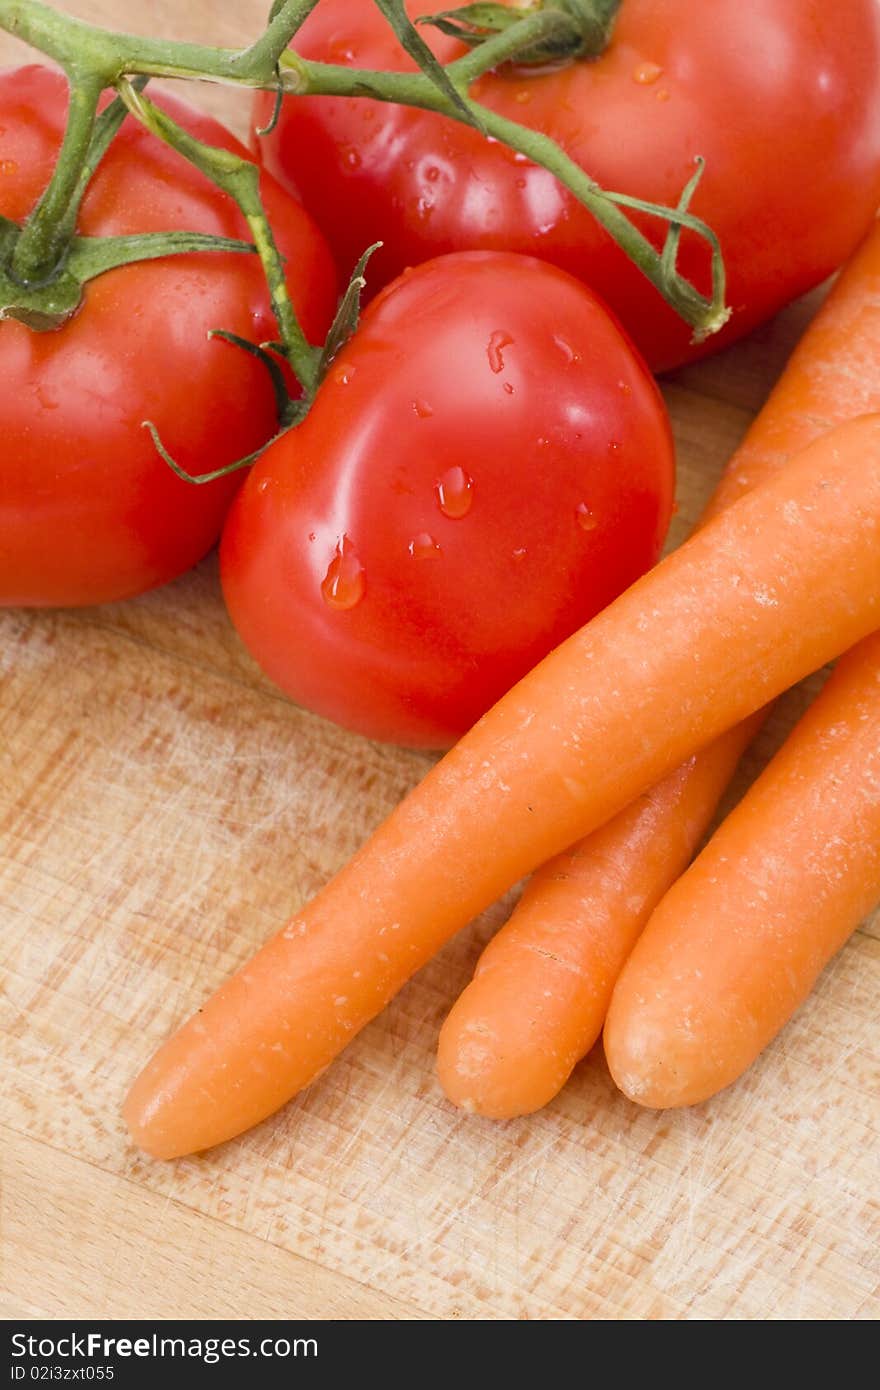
[
  {"left": 0, "top": 0, "right": 311, "bottom": 87},
  {"left": 116, "top": 79, "right": 321, "bottom": 395},
  {"left": 285, "top": 50, "right": 728, "bottom": 339},
  {"left": 229, "top": 0, "right": 322, "bottom": 80},
  {"left": 10, "top": 71, "right": 102, "bottom": 283},
  {"left": 0, "top": 0, "right": 729, "bottom": 345}
]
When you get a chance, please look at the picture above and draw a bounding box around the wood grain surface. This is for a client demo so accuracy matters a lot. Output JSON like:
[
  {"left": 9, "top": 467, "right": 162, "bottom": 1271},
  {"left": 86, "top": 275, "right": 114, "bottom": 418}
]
[{"left": 1, "top": 0, "right": 878, "bottom": 1323}]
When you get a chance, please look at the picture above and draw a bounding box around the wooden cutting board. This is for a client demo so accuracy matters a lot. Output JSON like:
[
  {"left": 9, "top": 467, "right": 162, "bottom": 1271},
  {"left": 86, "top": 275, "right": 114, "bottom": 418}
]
[{"left": 2, "top": 0, "right": 878, "bottom": 1323}]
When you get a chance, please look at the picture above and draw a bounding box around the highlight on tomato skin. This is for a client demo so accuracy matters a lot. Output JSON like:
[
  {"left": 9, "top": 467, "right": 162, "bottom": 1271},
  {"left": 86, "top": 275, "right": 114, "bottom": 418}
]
[
  {"left": 254, "top": 0, "right": 880, "bottom": 371},
  {"left": 220, "top": 250, "right": 676, "bottom": 749},
  {"left": 0, "top": 64, "right": 338, "bottom": 609}
]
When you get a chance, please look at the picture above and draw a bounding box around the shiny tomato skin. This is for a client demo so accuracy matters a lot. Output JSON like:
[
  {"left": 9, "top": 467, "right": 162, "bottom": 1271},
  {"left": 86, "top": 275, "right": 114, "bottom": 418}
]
[
  {"left": 255, "top": 0, "right": 880, "bottom": 371},
  {"left": 0, "top": 65, "right": 337, "bottom": 607},
  {"left": 220, "top": 251, "right": 674, "bottom": 748}
]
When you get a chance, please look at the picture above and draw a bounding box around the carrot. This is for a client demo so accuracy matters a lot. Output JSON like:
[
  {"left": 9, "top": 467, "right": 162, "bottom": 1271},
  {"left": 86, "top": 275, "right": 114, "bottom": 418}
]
[
  {"left": 125, "top": 413, "right": 880, "bottom": 1157},
  {"left": 435, "top": 715, "right": 763, "bottom": 1118},
  {"left": 604, "top": 629, "right": 880, "bottom": 1109},
  {"left": 437, "top": 221, "right": 880, "bottom": 1119}
]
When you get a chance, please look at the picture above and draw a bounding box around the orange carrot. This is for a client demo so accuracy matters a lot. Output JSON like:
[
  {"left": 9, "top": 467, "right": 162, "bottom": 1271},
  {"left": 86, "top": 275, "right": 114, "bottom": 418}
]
[
  {"left": 604, "top": 629, "right": 880, "bottom": 1108},
  {"left": 436, "top": 714, "right": 762, "bottom": 1118},
  {"left": 126, "top": 413, "right": 880, "bottom": 1157},
  {"left": 437, "top": 221, "right": 880, "bottom": 1119}
]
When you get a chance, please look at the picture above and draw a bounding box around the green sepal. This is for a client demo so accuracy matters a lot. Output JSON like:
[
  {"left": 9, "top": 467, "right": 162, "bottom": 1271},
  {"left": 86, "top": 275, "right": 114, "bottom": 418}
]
[
  {"left": 316, "top": 241, "right": 382, "bottom": 382},
  {"left": 372, "top": 0, "right": 484, "bottom": 129},
  {"left": 419, "top": 0, "right": 619, "bottom": 66},
  {"left": 210, "top": 329, "right": 293, "bottom": 426}
]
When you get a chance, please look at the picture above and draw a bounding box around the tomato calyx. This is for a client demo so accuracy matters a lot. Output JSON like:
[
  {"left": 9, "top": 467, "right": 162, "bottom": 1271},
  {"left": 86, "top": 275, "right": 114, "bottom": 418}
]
[
  {"left": 419, "top": 0, "right": 621, "bottom": 68},
  {"left": 148, "top": 241, "right": 383, "bottom": 487}
]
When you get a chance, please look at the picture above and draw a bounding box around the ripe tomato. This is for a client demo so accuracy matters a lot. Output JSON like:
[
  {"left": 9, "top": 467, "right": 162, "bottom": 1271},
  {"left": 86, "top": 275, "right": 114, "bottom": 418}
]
[
  {"left": 255, "top": 0, "right": 880, "bottom": 371},
  {"left": 220, "top": 251, "right": 674, "bottom": 748},
  {"left": 0, "top": 66, "right": 337, "bottom": 607}
]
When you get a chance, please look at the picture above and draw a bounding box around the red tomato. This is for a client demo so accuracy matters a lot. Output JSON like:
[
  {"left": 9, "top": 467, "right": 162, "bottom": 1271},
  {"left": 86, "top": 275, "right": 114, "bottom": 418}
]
[
  {"left": 220, "top": 252, "right": 674, "bottom": 748},
  {"left": 0, "top": 66, "right": 337, "bottom": 607},
  {"left": 255, "top": 0, "right": 880, "bottom": 371}
]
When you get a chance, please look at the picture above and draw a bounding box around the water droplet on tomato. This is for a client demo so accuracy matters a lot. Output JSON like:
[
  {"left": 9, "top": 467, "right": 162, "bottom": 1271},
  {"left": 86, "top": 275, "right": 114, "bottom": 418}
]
[
  {"left": 515, "top": 177, "right": 527, "bottom": 189},
  {"left": 257, "top": 477, "right": 270, "bottom": 495},
  {"left": 343, "top": 147, "right": 361, "bottom": 170},
  {"left": 513, "top": 151, "right": 529, "bottom": 164},
  {"left": 512, "top": 547, "right": 527, "bottom": 561},
  {"left": 656, "top": 88, "right": 671, "bottom": 102},
  {"left": 413, "top": 399, "right": 434, "bottom": 419},
  {"left": 553, "top": 335, "right": 581, "bottom": 365},
  {"left": 0, "top": 158, "right": 18, "bottom": 175},
  {"left": 633, "top": 62, "right": 662, "bottom": 84},
  {"left": 329, "top": 34, "right": 356, "bottom": 63},
  {"left": 308, "top": 531, "right": 316, "bottom": 542},
  {"left": 321, "top": 536, "right": 365, "bottom": 610},
  {"left": 608, "top": 439, "right": 623, "bottom": 455},
  {"left": 515, "top": 89, "right": 531, "bottom": 104},
  {"left": 425, "top": 165, "right": 440, "bottom": 182},
  {"left": 408, "top": 532, "right": 442, "bottom": 559},
  {"left": 618, "top": 379, "right": 633, "bottom": 396},
  {"left": 487, "top": 330, "right": 514, "bottom": 374},
  {"left": 333, "top": 364, "right": 355, "bottom": 386},
  {"left": 503, "top": 382, "right": 514, "bottom": 395},
  {"left": 436, "top": 466, "right": 474, "bottom": 519},
  {"left": 576, "top": 503, "right": 599, "bottom": 532},
  {"left": 415, "top": 195, "right": 433, "bottom": 221}
]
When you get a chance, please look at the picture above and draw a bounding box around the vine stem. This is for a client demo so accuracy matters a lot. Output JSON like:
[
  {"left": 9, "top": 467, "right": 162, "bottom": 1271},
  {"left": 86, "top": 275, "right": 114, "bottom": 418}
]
[
  {"left": 10, "top": 70, "right": 103, "bottom": 283},
  {"left": 284, "top": 51, "right": 729, "bottom": 340},
  {"left": 0, "top": 0, "right": 320, "bottom": 85},
  {"left": 0, "top": 0, "right": 730, "bottom": 360}
]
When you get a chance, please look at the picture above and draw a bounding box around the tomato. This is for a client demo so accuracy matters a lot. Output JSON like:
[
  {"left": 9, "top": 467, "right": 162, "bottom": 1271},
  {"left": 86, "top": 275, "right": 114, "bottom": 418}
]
[
  {"left": 0, "top": 65, "right": 337, "bottom": 607},
  {"left": 220, "top": 251, "right": 674, "bottom": 748},
  {"left": 255, "top": 0, "right": 880, "bottom": 371}
]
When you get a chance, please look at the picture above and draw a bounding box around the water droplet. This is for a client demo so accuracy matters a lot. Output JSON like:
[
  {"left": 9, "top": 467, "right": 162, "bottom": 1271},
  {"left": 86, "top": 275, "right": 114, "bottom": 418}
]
[
  {"left": 515, "top": 177, "right": 527, "bottom": 190},
  {"left": 503, "top": 382, "right": 514, "bottom": 395},
  {"left": 576, "top": 503, "right": 598, "bottom": 532},
  {"left": 513, "top": 151, "right": 529, "bottom": 164},
  {"left": 343, "top": 147, "right": 361, "bottom": 170},
  {"left": 321, "top": 536, "right": 365, "bottom": 610},
  {"left": 408, "top": 532, "right": 442, "bottom": 559},
  {"left": 536, "top": 437, "right": 550, "bottom": 449},
  {"left": 553, "top": 335, "right": 581, "bottom": 365},
  {"left": 608, "top": 439, "right": 623, "bottom": 455},
  {"left": 633, "top": 62, "right": 663, "bottom": 85},
  {"left": 333, "top": 364, "right": 355, "bottom": 386},
  {"left": 425, "top": 165, "right": 440, "bottom": 183},
  {"left": 0, "top": 158, "right": 18, "bottom": 175},
  {"left": 618, "top": 379, "right": 632, "bottom": 396},
  {"left": 329, "top": 35, "right": 356, "bottom": 62},
  {"left": 413, "top": 399, "right": 434, "bottom": 419},
  {"left": 436, "top": 466, "right": 474, "bottom": 519},
  {"left": 256, "top": 477, "right": 270, "bottom": 495},
  {"left": 415, "top": 195, "right": 433, "bottom": 221},
  {"left": 308, "top": 531, "right": 316, "bottom": 542},
  {"left": 512, "top": 547, "right": 527, "bottom": 561},
  {"left": 656, "top": 88, "right": 671, "bottom": 102},
  {"left": 487, "top": 330, "right": 514, "bottom": 374},
  {"left": 515, "top": 89, "right": 531, "bottom": 104}
]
